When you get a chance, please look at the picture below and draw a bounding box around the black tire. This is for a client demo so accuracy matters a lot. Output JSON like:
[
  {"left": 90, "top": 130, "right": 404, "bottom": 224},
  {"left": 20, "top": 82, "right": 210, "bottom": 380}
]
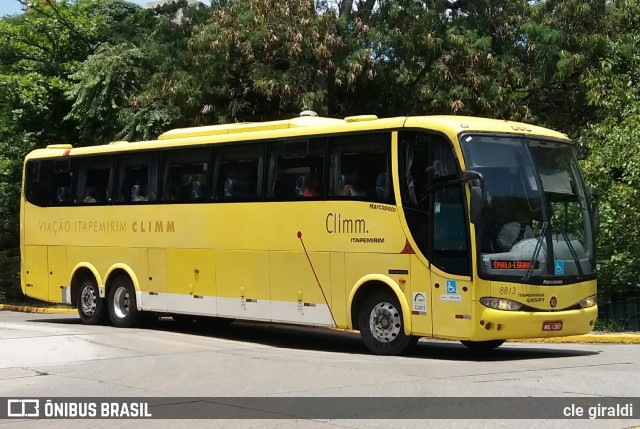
[
  {"left": 358, "top": 291, "right": 417, "bottom": 355},
  {"left": 108, "top": 276, "right": 140, "bottom": 328},
  {"left": 460, "top": 339, "right": 505, "bottom": 352},
  {"left": 76, "top": 276, "right": 108, "bottom": 325}
]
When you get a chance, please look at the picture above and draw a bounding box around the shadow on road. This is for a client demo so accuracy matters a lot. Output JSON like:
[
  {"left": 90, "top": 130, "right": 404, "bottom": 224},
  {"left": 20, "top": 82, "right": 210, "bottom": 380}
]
[{"left": 28, "top": 314, "right": 600, "bottom": 361}]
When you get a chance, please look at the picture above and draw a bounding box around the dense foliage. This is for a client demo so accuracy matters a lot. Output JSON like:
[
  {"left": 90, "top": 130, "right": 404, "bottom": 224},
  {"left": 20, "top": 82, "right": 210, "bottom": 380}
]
[{"left": 1, "top": 0, "right": 639, "bottom": 299}]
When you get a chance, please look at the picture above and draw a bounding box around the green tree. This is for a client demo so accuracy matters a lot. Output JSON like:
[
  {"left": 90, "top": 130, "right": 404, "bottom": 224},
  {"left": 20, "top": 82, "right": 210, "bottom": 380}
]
[
  {"left": 0, "top": 0, "right": 145, "bottom": 298},
  {"left": 67, "top": 0, "right": 212, "bottom": 141},
  {"left": 518, "top": 0, "right": 613, "bottom": 135},
  {"left": 580, "top": 0, "right": 640, "bottom": 292},
  {"left": 65, "top": 43, "right": 150, "bottom": 144},
  {"left": 366, "top": 0, "right": 531, "bottom": 118},
  {"left": 185, "top": 0, "right": 376, "bottom": 121}
]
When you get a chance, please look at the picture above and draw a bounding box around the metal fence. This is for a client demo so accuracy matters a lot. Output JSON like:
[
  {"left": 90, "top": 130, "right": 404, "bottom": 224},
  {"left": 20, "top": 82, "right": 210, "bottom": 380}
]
[{"left": 597, "top": 291, "right": 640, "bottom": 331}]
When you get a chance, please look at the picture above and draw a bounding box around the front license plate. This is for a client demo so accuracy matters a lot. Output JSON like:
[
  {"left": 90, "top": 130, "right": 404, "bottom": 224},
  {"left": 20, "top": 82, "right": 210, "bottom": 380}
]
[{"left": 543, "top": 320, "right": 563, "bottom": 331}]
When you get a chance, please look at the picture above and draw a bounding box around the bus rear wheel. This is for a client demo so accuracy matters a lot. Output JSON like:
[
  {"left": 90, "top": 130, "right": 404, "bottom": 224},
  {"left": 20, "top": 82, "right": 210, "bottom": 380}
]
[
  {"left": 359, "top": 291, "right": 417, "bottom": 355},
  {"left": 77, "top": 276, "right": 107, "bottom": 325},
  {"left": 460, "top": 339, "right": 505, "bottom": 351},
  {"left": 108, "top": 276, "right": 140, "bottom": 328}
]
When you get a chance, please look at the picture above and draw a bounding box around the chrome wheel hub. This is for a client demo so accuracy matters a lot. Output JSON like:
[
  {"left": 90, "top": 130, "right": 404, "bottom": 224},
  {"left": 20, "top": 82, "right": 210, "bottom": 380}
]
[
  {"left": 369, "top": 302, "right": 401, "bottom": 342},
  {"left": 113, "top": 287, "right": 131, "bottom": 319},
  {"left": 80, "top": 285, "right": 97, "bottom": 316}
]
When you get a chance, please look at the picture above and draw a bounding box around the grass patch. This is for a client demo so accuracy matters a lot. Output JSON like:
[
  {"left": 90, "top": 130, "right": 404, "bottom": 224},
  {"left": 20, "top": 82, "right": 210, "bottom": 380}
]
[{"left": 593, "top": 318, "right": 626, "bottom": 332}]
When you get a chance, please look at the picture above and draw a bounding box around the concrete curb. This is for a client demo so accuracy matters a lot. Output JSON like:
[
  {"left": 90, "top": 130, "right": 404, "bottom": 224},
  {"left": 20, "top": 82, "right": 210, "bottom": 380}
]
[
  {"left": 0, "top": 304, "right": 76, "bottom": 314},
  {"left": 509, "top": 334, "right": 640, "bottom": 345}
]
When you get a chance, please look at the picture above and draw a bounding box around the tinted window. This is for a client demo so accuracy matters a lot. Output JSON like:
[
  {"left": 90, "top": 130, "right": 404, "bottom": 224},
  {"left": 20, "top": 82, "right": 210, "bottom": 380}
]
[
  {"left": 328, "top": 133, "right": 393, "bottom": 202},
  {"left": 161, "top": 148, "right": 209, "bottom": 203},
  {"left": 399, "top": 132, "right": 458, "bottom": 208},
  {"left": 212, "top": 144, "right": 263, "bottom": 201},
  {"left": 399, "top": 131, "right": 469, "bottom": 275},
  {"left": 116, "top": 153, "right": 157, "bottom": 203},
  {"left": 432, "top": 184, "right": 469, "bottom": 275},
  {"left": 267, "top": 139, "right": 326, "bottom": 200},
  {"left": 25, "top": 160, "right": 50, "bottom": 206},
  {"left": 75, "top": 157, "right": 113, "bottom": 204}
]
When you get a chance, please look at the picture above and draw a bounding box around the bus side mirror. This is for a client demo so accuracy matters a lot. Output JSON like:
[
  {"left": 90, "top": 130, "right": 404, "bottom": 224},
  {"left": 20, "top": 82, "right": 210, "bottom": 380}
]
[
  {"left": 462, "top": 171, "right": 484, "bottom": 225},
  {"left": 587, "top": 186, "right": 600, "bottom": 234}
]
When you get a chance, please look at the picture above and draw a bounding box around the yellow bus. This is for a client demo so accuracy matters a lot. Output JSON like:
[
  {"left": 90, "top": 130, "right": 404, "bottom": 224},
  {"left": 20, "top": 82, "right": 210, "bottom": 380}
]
[{"left": 20, "top": 113, "right": 598, "bottom": 355}]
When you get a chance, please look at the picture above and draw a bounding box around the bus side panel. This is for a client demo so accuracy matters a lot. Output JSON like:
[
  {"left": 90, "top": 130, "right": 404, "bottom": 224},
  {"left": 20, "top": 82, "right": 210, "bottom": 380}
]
[
  {"left": 270, "top": 251, "right": 333, "bottom": 326},
  {"left": 217, "top": 250, "right": 270, "bottom": 320},
  {"left": 330, "top": 252, "right": 347, "bottom": 328},
  {"left": 166, "top": 248, "right": 216, "bottom": 316},
  {"left": 67, "top": 246, "right": 142, "bottom": 290},
  {"left": 23, "top": 246, "right": 48, "bottom": 302},
  {"left": 47, "top": 246, "right": 67, "bottom": 303},
  {"left": 145, "top": 248, "right": 167, "bottom": 312},
  {"left": 344, "top": 253, "right": 411, "bottom": 314}
]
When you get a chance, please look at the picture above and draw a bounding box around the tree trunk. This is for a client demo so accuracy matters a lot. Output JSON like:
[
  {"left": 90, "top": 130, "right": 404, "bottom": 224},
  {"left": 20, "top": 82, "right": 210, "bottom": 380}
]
[{"left": 339, "top": 0, "right": 354, "bottom": 18}]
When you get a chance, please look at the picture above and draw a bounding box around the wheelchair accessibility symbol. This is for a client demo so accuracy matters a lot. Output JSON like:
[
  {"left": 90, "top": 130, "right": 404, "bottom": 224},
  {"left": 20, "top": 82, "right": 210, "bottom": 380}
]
[
  {"left": 446, "top": 280, "right": 457, "bottom": 294},
  {"left": 554, "top": 260, "right": 565, "bottom": 275}
]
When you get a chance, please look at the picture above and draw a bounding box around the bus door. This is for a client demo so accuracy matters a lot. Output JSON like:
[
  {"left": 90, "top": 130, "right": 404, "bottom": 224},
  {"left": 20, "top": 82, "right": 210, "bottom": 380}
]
[{"left": 429, "top": 185, "right": 473, "bottom": 339}]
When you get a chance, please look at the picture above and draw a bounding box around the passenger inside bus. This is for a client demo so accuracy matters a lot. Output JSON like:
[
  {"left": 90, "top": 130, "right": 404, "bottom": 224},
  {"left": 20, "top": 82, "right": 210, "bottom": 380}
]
[
  {"left": 56, "top": 186, "right": 70, "bottom": 204},
  {"left": 341, "top": 169, "right": 366, "bottom": 197},
  {"left": 82, "top": 187, "right": 97, "bottom": 203},
  {"left": 189, "top": 174, "right": 207, "bottom": 201},
  {"left": 131, "top": 182, "right": 148, "bottom": 202},
  {"left": 302, "top": 174, "right": 322, "bottom": 197}
]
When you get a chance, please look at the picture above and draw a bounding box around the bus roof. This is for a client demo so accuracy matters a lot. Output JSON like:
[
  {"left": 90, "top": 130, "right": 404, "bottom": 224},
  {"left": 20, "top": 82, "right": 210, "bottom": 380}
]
[
  {"left": 406, "top": 116, "right": 569, "bottom": 141},
  {"left": 28, "top": 114, "right": 569, "bottom": 159}
]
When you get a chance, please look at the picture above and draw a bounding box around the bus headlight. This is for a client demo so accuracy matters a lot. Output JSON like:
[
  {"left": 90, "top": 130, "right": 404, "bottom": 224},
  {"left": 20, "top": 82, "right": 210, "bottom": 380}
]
[
  {"left": 579, "top": 295, "right": 597, "bottom": 309},
  {"left": 480, "top": 297, "right": 522, "bottom": 311}
]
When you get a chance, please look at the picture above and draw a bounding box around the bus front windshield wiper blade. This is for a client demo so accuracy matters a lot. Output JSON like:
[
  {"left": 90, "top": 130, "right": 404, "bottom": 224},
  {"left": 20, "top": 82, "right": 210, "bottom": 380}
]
[{"left": 523, "top": 221, "right": 548, "bottom": 281}]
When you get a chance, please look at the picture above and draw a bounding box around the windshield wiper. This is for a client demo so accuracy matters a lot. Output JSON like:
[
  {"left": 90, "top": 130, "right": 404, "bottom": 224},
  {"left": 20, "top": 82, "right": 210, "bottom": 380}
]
[
  {"left": 557, "top": 229, "right": 584, "bottom": 277},
  {"left": 523, "top": 221, "right": 548, "bottom": 281}
]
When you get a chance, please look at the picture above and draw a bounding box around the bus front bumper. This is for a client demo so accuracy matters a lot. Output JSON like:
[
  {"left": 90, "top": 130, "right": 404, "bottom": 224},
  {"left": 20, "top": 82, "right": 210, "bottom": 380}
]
[{"left": 468, "top": 305, "right": 598, "bottom": 341}]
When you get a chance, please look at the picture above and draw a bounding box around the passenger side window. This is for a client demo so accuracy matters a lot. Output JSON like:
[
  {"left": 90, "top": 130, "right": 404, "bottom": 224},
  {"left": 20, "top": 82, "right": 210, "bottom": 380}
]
[
  {"left": 328, "top": 133, "right": 393, "bottom": 202},
  {"left": 161, "top": 148, "right": 209, "bottom": 203},
  {"left": 266, "top": 139, "right": 326, "bottom": 200},
  {"left": 432, "top": 185, "right": 469, "bottom": 276},
  {"left": 116, "top": 153, "right": 157, "bottom": 203},
  {"left": 399, "top": 131, "right": 469, "bottom": 275},
  {"left": 75, "top": 157, "right": 113, "bottom": 204},
  {"left": 399, "top": 131, "right": 458, "bottom": 208},
  {"left": 212, "top": 144, "right": 263, "bottom": 201},
  {"left": 25, "top": 159, "right": 71, "bottom": 207},
  {"left": 52, "top": 159, "right": 74, "bottom": 205}
]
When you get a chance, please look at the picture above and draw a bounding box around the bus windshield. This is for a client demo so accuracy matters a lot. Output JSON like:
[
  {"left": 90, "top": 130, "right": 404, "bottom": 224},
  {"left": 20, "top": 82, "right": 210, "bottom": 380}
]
[{"left": 461, "top": 134, "right": 596, "bottom": 282}]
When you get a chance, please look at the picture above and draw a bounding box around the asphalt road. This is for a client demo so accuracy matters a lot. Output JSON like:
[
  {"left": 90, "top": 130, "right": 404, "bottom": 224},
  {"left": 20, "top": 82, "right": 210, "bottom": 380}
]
[{"left": 0, "top": 311, "right": 639, "bottom": 429}]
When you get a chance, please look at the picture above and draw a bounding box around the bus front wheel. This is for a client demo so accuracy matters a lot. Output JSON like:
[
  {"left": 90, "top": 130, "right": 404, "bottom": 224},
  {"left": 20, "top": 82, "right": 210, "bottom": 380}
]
[
  {"left": 359, "top": 291, "right": 417, "bottom": 356},
  {"left": 77, "top": 276, "right": 107, "bottom": 325},
  {"left": 460, "top": 339, "right": 505, "bottom": 351},
  {"left": 108, "top": 276, "right": 140, "bottom": 328}
]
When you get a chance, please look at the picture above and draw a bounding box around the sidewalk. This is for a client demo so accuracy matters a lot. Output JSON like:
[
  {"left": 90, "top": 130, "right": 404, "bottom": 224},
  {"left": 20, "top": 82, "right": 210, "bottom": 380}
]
[{"left": 2, "top": 303, "right": 639, "bottom": 344}]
